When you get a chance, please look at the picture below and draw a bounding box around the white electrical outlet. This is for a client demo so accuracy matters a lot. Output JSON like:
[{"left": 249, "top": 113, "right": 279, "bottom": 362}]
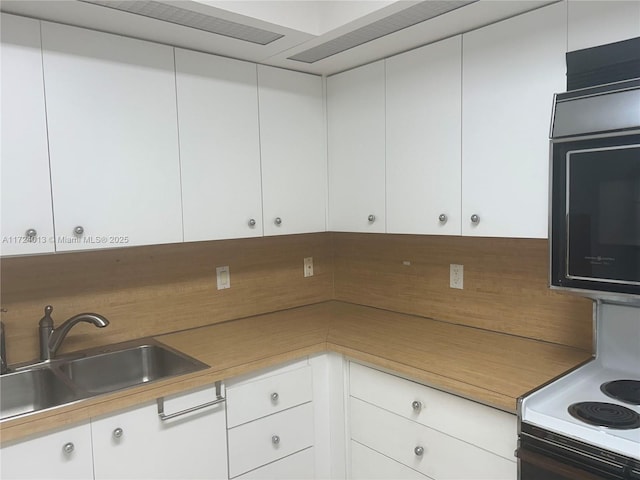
[
  {"left": 216, "top": 266, "right": 230, "bottom": 290},
  {"left": 304, "top": 257, "right": 314, "bottom": 277},
  {"left": 450, "top": 264, "right": 463, "bottom": 289}
]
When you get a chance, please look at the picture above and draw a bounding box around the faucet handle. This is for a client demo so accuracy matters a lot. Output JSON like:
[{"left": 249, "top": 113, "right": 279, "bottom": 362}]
[{"left": 40, "top": 305, "right": 54, "bottom": 327}]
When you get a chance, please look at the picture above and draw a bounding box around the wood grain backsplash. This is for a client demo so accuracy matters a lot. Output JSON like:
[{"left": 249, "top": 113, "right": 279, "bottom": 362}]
[
  {"left": 0, "top": 234, "right": 333, "bottom": 364},
  {"left": 1, "top": 232, "right": 593, "bottom": 364},
  {"left": 333, "top": 233, "right": 594, "bottom": 351}
]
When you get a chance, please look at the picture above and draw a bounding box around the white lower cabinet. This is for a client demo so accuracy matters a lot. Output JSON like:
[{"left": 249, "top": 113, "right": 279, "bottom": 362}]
[
  {"left": 0, "top": 421, "right": 94, "bottom": 480},
  {"left": 236, "top": 447, "right": 315, "bottom": 480},
  {"left": 348, "top": 362, "right": 517, "bottom": 480},
  {"left": 351, "top": 441, "right": 429, "bottom": 480},
  {"left": 92, "top": 384, "right": 227, "bottom": 479}
]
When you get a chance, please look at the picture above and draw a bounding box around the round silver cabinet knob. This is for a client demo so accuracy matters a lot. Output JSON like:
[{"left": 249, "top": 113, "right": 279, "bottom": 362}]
[
  {"left": 368, "top": 214, "right": 376, "bottom": 223},
  {"left": 63, "top": 442, "right": 75, "bottom": 454},
  {"left": 438, "top": 214, "right": 447, "bottom": 223},
  {"left": 271, "top": 392, "right": 279, "bottom": 402},
  {"left": 73, "top": 226, "right": 84, "bottom": 236},
  {"left": 272, "top": 435, "right": 280, "bottom": 445},
  {"left": 274, "top": 217, "right": 282, "bottom": 226},
  {"left": 414, "top": 446, "right": 424, "bottom": 457},
  {"left": 113, "top": 428, "right": 123, "bottom": 439},
  {"left": 25, "top": 228, "right": 37, "bottom": 239},
  {"left": 412, "top": 400, "right": 422, "bottom": 411},
  {"left": 248, "top": 218, "right": 256, "bottom": 227},
  {"left": 470, "top": 214, "right": 480, "bottom": 225}
]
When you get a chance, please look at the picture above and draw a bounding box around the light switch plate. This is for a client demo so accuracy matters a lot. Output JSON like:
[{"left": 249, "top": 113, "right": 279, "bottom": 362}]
[
  {"left": 216, "top": 266, "right": 230, "bottom": 290},
  {"left": 304, "top": 257, "right": 314, "bottom": 277}
]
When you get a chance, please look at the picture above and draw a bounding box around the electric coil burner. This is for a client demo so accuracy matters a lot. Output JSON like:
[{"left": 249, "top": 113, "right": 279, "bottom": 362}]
[
  {"left": 602, "top": 380, "right": 640, "bottom": 405},
  {"left": 568, "top": 401, "right": 640, "bottom": 430}
]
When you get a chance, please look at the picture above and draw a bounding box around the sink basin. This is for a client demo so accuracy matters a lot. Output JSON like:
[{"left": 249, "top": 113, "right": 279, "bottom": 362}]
[
  {"left": 0, "top": 367, "right": 80, "bottom": 420},
  {"left": 0, "top": 341, "right": 208, "bottom": 421},
  {"left": 57, "top": 343, "right": 207, "bottom": 394}
]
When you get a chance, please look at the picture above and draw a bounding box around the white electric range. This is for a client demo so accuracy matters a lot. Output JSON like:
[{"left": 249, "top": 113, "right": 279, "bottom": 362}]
[{"left": 519, "top": 301, "right": 640, "bottom": 479}]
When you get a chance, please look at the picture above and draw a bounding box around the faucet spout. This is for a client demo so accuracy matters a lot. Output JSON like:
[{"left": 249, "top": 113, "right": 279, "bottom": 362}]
[{"left": 38, "top": 305, "right": 109, "bottom": 361}]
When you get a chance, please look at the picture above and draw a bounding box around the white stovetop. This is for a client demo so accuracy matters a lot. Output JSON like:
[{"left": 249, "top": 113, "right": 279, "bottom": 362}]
[{"left": 522, "top": 302, "right": 640, "bottom": 460}]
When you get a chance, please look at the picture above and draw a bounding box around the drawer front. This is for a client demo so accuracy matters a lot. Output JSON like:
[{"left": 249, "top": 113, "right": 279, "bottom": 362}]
[
  {"left": 227, "top": 366, "right": 312, "bottom": 427},
  {"left": 349, "top": 362, "right": 516, "bottom": 460},
  {"left": 350, "top": 398, "right": 516, "bottom": 480},
  {"left": 235, "top": 447, "right": 315, "bottom": 480},
  {"left": 228, "top": 402, "right": 314, "bottom": 478},
  {"left": 351, "top": 441, "right": 431, "bottom": 480}
]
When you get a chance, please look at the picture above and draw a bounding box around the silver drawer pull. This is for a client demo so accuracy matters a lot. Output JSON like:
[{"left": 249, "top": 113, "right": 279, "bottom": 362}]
[
  {"left": 271, "top": 392, "right": 279, "bottom": 402},
  {"left": 414, "top": 446, "right": 424, "bottom": 456},
  {"left": 63, "top": 442, "right": 74, "bottom": 454},
  {"left": 272, "top": 435, "right": 280, "bottom": 445},
  {"left": 113, "top": 427, "right": 123, "bottom": 439},
  {"left": 411, "top": 400, "right": 422, "bottom": 411},
  {"left": 157, "top": 381, "right": 225, "bottom": 421}
]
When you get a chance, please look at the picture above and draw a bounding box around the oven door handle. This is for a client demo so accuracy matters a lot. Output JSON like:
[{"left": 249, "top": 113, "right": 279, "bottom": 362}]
[{"left": 518, "top": 447, "right": 614, "bottom": 480}]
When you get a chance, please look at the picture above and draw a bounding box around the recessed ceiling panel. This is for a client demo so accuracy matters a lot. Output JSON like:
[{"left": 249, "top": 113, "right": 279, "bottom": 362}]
[
  {"left": 287, "top": 0, "right": 476, "bottom": 63},
  {"left": 79, "top": 0, "right": 284, "bottom": 45}
]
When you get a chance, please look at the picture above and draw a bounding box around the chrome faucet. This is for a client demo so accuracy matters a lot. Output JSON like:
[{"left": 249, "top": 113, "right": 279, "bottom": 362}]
[
  {"left": 1, "top": 321, "right": 7, "bottom": 374},
  {"left": 38, "top": 305, "right": 110, "bottom": 361}
]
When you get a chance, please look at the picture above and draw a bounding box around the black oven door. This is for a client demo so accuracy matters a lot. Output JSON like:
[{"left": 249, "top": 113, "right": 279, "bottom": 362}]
[{"left": 551, "top": 133, "right": 640, "bottom": 295}]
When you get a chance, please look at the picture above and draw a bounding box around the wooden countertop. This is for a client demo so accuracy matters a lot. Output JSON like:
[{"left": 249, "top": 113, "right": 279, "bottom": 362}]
[{"left": 0, "top": 301, "right": 592, "bottom": 444}]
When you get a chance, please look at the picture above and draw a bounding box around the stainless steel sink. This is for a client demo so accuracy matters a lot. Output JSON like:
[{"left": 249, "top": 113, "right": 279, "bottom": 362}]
[
  {"left": 58, "top": 344, "right": 208, "bottom": 394},
  {"left": 0, "top": 367, "right": 80, "bottom": 420},
  {"left": 0, "top": 340, "right": 208, "bottom": 421}
]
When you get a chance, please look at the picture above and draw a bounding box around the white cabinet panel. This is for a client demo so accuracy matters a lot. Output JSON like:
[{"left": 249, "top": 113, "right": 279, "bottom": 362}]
[
  {"left": 41, "top": 22, "right": 183, "bottom": 251},
  {"left": 0, "top": 422, "right": 93, "bottom": 480},
  {"left": 257, "top": 65, "right": 326, "bottom": 236},
  {"left": 175, "top": 49, "right": 263, "bottom": 241},
  {"left": 227, "top": 402, "right": 314, "bottom": 478},
  {"left": 236, "top": 447, "right": 315, "bottom": 480},
  {"left": 327, "top": 60, "right": 386, "bottom": 233},
  {"left": 0, "top": 14, "right": 55, "bottom": 256},
  {"left": 91, "top": 385, "right": 227, "bottom": 480},
  {"left": 462, "top": 3, "right": 566, "bottom": 238},
  {"left": 226, "top": 365, "right": 312, "bottom": 428},
  {"left": 568, "top": 0, "right": 640, "bottom": 52},
  {"left": 351, "top": 397, "right": 516, "bottom": 480},
  {"left": 386, "top": 36, "right": 462, "bottom": 235},
  {"left": 351, "top": 441, "right": 430, "bottom": 480},
  {"left": 349, "top": 362, "right": 517, "bottom": 461}
]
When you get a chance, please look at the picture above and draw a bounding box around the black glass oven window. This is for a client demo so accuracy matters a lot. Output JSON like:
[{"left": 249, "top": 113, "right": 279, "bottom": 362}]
[{"left": 567, "top": 145, "right": 640, "bottom": 283}]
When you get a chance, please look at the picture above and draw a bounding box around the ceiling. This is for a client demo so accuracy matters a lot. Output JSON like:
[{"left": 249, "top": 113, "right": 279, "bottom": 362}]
[{"left": 1, "top": 0, "right": 558, "bottom": 76}]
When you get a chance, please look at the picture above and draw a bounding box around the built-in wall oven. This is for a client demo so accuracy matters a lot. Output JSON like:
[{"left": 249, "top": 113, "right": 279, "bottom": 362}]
[{"left": 550, "top": 78, "right": 640, "bottom": 299}]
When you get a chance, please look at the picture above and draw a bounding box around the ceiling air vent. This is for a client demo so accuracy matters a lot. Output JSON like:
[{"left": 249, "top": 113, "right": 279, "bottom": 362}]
[
  {"left": 78, "top": 0, "right": 284, "bottom": 45},
  {"left": 288, "top": 0, "right": 476, "bottom": 63}
]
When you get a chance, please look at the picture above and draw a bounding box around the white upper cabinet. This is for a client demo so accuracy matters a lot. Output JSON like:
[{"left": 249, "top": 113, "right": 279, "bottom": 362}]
[
  {"left": 0, "top": 14, "right": 55, "bottom": 256},
  {"left": 461, "top": 2, "right": 567, "bottom": 238},
  {"left": 41, "top": 22, "right": 183, "bottom": 251},
  {"left": 257, "top": 65, "right": 326, "bottom": 236},
  {"left": 327, "top": 60, "right": 386, "bottom": 233},
  {"left": 175, "top": 49, "right": 263, "bottom": 242},
  {"left": 568, "top": 0, "right": 640, "bottom": 52},
  {"left": 386, "top": 36, "right": 462, "bottom": 235}
]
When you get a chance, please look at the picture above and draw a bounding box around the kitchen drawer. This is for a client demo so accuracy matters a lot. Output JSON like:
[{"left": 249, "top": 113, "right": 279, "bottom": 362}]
[
  {"left": 227, "top": 402, "right": 314, "bottom": 478},
  {"left": 351, "top": 441, "right": 431, "bottom": 480},
  {"left": 350, "top": 397, "right": 516, "bottom": 480},
  {"left": 227, "top": 365, "right": 312, "bottom": 428},
  {"left": 349, "top": 362, "right": 516, "bottom": 460},
  {"left": 235, "top": 447, "right": 315, "bottom": 480}
]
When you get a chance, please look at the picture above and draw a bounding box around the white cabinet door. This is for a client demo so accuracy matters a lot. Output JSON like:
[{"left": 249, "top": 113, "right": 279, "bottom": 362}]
[
  {"left": 0, "top": 14, "right": 55, "bottom": 256},
  {"left": 0, "top": 422, "right": 93, "bottom": 480},
  {"left": 327, "top": 60, "right": 385, "bottom": 233},
  {"left": 462, "top": 3, "right": 566, "bottom": 238},
  {"left": 175, "top": 49, "right": 263, "bottom": 242},
  {"left": 568, "top": 0, "right": 640, "bottom": 52},
  {"left": 386, "top": 36, "right": 462, "bottom": 235},
  {"left": 92, "top": 385, "right": 227, "bottom": 480},
  {"left": 257, "top": 65, "right": 326, "bottom": 236},
  {"left": 41, "top": 22, "right": 183, "bottom": 251},
  {"left": 351, "top": 441, "right": 430, "bottom": 480}
]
